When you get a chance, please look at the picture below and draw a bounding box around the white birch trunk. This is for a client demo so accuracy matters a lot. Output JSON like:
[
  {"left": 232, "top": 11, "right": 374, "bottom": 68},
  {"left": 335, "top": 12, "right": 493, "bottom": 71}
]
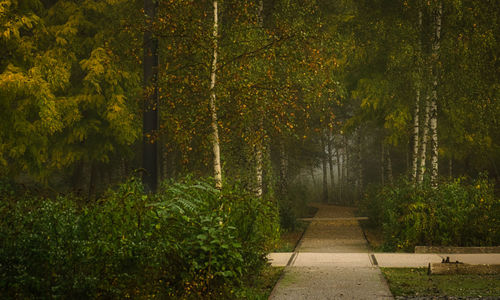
[
  {"left": 210, "top": 0, "right": 222, "bottom": 189},
  {"left": 335, "top": 147, "right": 342, "bottom": 203},
  {"left": 412, "top": 8, "right": 423, "bottom": 184},
  {"left": 412, "top": 89, "right": 421, "bottom": 183},
  {"left": 418, "top": 93, "right": 430, "bottom": 184},
  {"left": 430, "top": 1, "right": 441, "bottom": 188},
  {"left": 430, "top": 91, "right": 438, "bottom": 187},
  {"left": 258, "top": 0, "right": 264, "bottom": 26},
  {"left": 255, "top": 132, "right": 263, "bottom": 197},
  {"left": 254, "top": 0, "right": 264, "bottom": 197}
]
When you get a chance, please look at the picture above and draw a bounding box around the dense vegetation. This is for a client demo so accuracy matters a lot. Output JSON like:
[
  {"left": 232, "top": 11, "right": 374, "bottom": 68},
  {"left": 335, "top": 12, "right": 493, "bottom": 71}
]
[
  {"left": 1, "top": 0, "right": 499, "bottom": 297},
  {"left": 360, "top": 175, "right": 500, "bottom": 251},
  {"left": 0, "top": 178, "right": 278, "bottom": 298}
]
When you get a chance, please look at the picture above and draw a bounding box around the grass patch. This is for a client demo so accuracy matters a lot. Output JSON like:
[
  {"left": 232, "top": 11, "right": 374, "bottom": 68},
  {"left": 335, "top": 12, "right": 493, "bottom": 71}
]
[
  {"left": 359, "top": 221, "right": 385, "bottom": 252},
  {"left": 274, "top": 205, "right": 316, "bottom": 252},
  {"left": 274, "top": 221, "right": 307, "bottom": 252},
  {"left": 381, "top": 268, "right": 500, "bottom": 298},
  {"left": 236, "top": 265, "right": 284, "bottom": 299}
]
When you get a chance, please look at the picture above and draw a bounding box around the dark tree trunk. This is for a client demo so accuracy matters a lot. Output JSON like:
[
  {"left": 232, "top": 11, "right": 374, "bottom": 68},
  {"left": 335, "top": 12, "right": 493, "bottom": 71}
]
[
  {"left": 357, "top": 132, "right": 363, "bottom": 199},
  {"left": 321, "top": 136, "right": 329, "bottom": 203},
  {"left": 381, "top": 142, "right": 385, "bottom": 186},
  {"left": 88, "top": 162, "right": 99, "bottom": 201},
  {"left": 279, "top": 139, "right": 287, "bottom": 196},
  {"left": 142, "top": 0, "right": 159, "bottom": 192},
  {"left": 72, "top": 159, "right": 85, "bottom": 196},
  {"left": 386, "top": 147, "right": 393, "bottom": 185},
  {"left": 327, "top": 135, "right": 335, "bottom": 197}
]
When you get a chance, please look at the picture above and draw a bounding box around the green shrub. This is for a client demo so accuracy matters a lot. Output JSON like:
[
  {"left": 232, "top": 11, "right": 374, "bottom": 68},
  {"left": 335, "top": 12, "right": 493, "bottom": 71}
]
[
  {"left": 0, "top": 177, "right": 279, "bottom": 299},
  {"left": 278, "top": 183, "right": 311, "bottom": 231},
  {"left": 360, "top": 175, "right": 499, "bottom": 252}
]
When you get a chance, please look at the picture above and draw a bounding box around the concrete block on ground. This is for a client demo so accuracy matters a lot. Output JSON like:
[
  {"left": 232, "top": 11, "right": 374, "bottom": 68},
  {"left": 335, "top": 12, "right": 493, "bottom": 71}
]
[
  {"left": 374, "top": 253, "right": 442, "bottom": 268},
  {"left": 437, "top": 254, "right": 500, "bottom": 265},
  {"left": 293, "top": 253, "right": 372, "bottom": 267},
  {"left": 415, "top": 246, "right": 500, "bottom": 253}
]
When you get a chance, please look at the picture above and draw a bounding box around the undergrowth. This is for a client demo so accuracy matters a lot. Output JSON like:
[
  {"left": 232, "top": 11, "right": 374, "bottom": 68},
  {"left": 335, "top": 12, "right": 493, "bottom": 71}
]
[
  {"left": 0, "top": 177, "right": 279, "bottom": 299},
  {"left": 359, "top": 175, "right": 499, "bottom": 252}
]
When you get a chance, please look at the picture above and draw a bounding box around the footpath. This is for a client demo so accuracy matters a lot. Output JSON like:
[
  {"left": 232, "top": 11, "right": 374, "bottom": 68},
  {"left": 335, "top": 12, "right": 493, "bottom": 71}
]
[{"left": 268, "top": 203, "right": 500, "bottom": 300}]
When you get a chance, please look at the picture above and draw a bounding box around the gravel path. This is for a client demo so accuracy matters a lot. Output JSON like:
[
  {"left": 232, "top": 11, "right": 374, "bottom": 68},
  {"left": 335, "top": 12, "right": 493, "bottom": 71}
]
[{"left": 269, "top": 203, "right": 393, "bottom": 300}]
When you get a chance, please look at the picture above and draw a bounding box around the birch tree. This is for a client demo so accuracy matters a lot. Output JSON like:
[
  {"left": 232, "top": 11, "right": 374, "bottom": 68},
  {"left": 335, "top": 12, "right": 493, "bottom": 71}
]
[
  {"left": 411, "top": 88, "right": 421, "bottom": 183},
  {"left": 429, "top": 0, "right": 442, "bottom": 187},
  {"left": 418, "top": 94, "right": 430, "bottom": 184},
  {"left": 336, "top": 146, "right": 342, "bottom": 202},
  {"left": 412, "top": 5, "right": 423, "bottom": 184},
  {"left": 254, "top": 0, "right": 265, "bottom": 198},
  {"left": 210, "top": 0, "right": 222, "bottom": 189}
]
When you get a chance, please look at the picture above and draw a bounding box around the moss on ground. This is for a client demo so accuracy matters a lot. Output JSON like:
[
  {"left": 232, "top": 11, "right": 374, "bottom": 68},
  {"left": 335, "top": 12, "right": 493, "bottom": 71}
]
[
  {"left": 381, "top": 268, "right": 500, "bottom": 298},
  {"left": 235, "top": 266, "right": 284, "bottom": 299}
]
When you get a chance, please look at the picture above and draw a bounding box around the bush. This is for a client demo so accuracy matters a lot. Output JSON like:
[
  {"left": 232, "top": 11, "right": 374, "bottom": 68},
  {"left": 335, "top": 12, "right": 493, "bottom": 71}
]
[
  {"left": 278, "top": 183, "right": 311, "bottom": 231},
  {"left": 0, "top": 177, "right": 279, "bottom": 299},
  {"left": 359, "top": 175, "right": 500, "bottom": 252}
]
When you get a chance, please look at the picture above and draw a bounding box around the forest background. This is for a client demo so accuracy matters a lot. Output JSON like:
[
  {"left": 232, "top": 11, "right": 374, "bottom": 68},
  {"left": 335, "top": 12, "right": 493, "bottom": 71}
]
[{"left": 0, "top": 0, "right": 499, "bottom": 298}]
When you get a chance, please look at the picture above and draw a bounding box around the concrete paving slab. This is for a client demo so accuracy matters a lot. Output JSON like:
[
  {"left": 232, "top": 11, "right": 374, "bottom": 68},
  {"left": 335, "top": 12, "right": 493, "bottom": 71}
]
[
  {"left": 300, "top": 238, "right": 369, "bottom": 253},
  {"left": 270, "top": 266, "right": 393, "bottom": 299},
  {"left": 437, "top": 254, "right": 500, "bottom": 265},
  {"left": 299, "top": 220, "right": 370, "bottom": 253},
  {"left": 267, "top": 252, "right": 293, "bottom": 267},
  {"left": 293, "top": 252, "right": 373, "bottom": 267},
  {"left": 415, "top": 246, "right": 500, "bottom": 253},
  {"left": 270, "top": 204, "right": 393, "bottom": 299},
  {"left": 374, "top": 253, "right": 442, "bottom": 268}
]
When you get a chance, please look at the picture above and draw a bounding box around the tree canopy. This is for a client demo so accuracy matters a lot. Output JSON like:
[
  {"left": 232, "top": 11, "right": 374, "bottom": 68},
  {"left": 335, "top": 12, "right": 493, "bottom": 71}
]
[{"left": 0, "top": 0, "right": 498, "bottom": 198}]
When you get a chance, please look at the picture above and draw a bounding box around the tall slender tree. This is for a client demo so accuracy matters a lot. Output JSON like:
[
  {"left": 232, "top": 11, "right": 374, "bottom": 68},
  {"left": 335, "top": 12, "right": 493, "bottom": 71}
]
[
  {"left": 327, "top": 132, "right": 335, "bottom": 196},
  {"left": 412, "top": 5, "right": 423, "bottom": 184},
  {"left": 210, "top": 0, "right": 222, "bottom": 189},
  {"left": 430, "top": 0, "right": 442, "bottom": 187},
  {"left": 321, "top": 135, "right": 329, "bottom": 203},
  {"left": 143, "top": 0, "right": 159, "bottom": 192},
  {"left": 418, "top": 93, "right": 430, "bottom": 183},
  {"left": 336, "top": 146, "right": 342, "bottom": 202},
  {"left": 254, "top": 0, "right": 265, "bottom": 198}
]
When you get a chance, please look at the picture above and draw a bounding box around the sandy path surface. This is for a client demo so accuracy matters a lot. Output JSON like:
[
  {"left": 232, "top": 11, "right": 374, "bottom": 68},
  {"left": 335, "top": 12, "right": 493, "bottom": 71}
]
[
  {"left": 299, "top": 205, "right": 370, "bottom": 253},
  {"left": 269, "top": 203, "right": 393, "bottom": 299}
]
